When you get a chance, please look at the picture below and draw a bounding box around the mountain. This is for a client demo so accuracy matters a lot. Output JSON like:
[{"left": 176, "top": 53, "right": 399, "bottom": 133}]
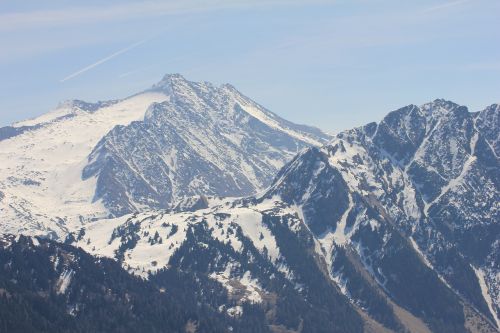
[
  {"left": 262, "top": 100, "right": 499, "bottom": 331},
  {"left": 67, "top": 100, "right": 499, "bottom": 333},
  {"left": 0, "top": 74, "right": 330, "bottom": 237},
  {"left": 1, "top": 80, "right": 498, "bottom": 333},
  {"left": 0, "top": 234, "right": 318, "bottom": 333}
]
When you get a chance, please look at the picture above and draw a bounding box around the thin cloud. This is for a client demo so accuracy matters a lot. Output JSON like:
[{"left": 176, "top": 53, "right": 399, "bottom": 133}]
[
  {"left": 60, "top": 39, "right": 148, "bottom": 82},
  {"left": 422, "top": 0, "right": 472, "bottom": 13},
  {"left": 0, "top": 0, "right": 336, "bottom": 32}
]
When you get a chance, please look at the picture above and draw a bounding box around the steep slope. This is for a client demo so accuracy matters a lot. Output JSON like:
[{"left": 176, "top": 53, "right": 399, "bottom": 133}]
[
  {"left": 70, "top": 198, "right": 368, "bottom": 333},
  {"left": 0, "top": 234, "right": 283, "bottom": 333},
  {"left": 82, "top": 74, "right": 329, "bottom": 216},
  {"left": 71, "top": 192, "right": 494, "bottom": 333},
  {"left": 0, "top": 93, "right": 168, "bottom": 237},
  {"left": 0, "top": 74, "right": 330, "bottom": 237},
  {"left": 0, "top": 230, "right": 366, "bottom": 332},
  {"left": 70, "top": 99, "right": 499, "bottom": 333},
  {"left": 264, "top": 99, "right": 500, "bottom": 331}
]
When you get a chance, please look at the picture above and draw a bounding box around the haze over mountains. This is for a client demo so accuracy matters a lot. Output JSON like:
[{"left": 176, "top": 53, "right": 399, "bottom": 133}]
[{"left": 0, "top": 75, "right": 498, "bottom": 333}]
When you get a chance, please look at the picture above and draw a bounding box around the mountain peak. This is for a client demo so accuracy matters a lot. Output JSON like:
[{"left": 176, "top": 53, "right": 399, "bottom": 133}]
[
  {"left": 151, "top": 73, "right": 188, "bottom": 92},
  {"left": 221, "top": 82, "right": 238, "bottom": 92},
  {"left": 159, "top": 73, "right": 186, "bottom": 81},
  {"left": 421, "top": 98, "right": 463, "bottom": 115}
]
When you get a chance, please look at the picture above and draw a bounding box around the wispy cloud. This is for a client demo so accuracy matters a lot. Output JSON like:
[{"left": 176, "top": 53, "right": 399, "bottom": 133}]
[
  {"left": 60, "top": 39, "right": 149, "bottom": 82},
  {"left": 0, "top": 0, "right": 336, "bottom": 64},
  {"left": 0, "top": 0, "right": 335, "bottom": 32},
  {"left": 422, "top": 0, "right": 472, "bottom": 13}
]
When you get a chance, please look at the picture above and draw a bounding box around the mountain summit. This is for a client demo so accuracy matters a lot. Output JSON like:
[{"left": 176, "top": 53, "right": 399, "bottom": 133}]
[
  {"left": 2, "top": 76, "right": 498, "bottom": 332},
  {"left": 0, "top": 74, "right": 330, "bottom": 236},
  {"left": 72, "top": 99, "right": 499, "bottom": 332}
]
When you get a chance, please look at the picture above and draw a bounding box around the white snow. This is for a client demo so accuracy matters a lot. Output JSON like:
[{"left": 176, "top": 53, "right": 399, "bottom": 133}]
[
  {"left": 56, "top": 269, "right": 74, "bottom": 294},
  {"left": 232, "top": 93, "right": 324, "bottom": 147},
  {"left": 332, "top": 194, "right": 353, "bottom": 246},
  {"left": 368, "top": 219, "right": 380, "bottom": 231},
  {"left": 325, "top": 139, "right": 384, "bottom": 198},
  {"left": 332, "top": 270, "right": 350, "bottom": 298},
  {"left": 408, "top": 237, "right": 455, "bottom": 290},
  {"left": 234, "top": 208, "right": 280, "bottom": 262},
  {"left": 424, "top": 155, "right": 476, "bottom": 215},
  {"left": 75, "top": 200, "right": 287, "bottom": 278},
  {"left": 472, "top": 266, "right": 500, "bottom": 329},
  {"left": 239, "top": 271, "right": 263, "bottom": 303},
  {"left": 31, "top": 237, "right": 40, "bottom": 246},
  {"left": 210, "top": 261, "right": 238, "bottom": 294},
  {"left": 76, "top": 211, "right": 190, "bottom": 277},
  {"left": 210, "top": 264, "right": 263, "bottom": 304},
  {"left": 0, "top": 92, "right": 169, "bottom": 236},
  {"left": 125, "top": 214, "right": 189, "bottom": 275},
  {"left": 0, "top": 76, "right": 327, "bottom": 238},
  {"left": 409, "top": 237, "right": 434, "bottom": 270},
  {"left": 73, "top": 214, "right": 131, "bottom": 258},
  {"left": 226, "top": 305, "right": 243, "bottom": 317}
]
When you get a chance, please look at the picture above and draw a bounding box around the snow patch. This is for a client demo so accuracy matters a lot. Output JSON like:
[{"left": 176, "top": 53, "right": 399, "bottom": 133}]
[
  {"left": 472, "top": 266, "right": 500, "bottom": 329},
  {"left": 234, "top": 208, "right": 280, "bottom": 262},
  {"left": 236, "top": 101, "right": 323, "bottom": 147},
  {"left": 56, "top": 269, "right": 74, "bottom": 295},
  {"left": 227, "top": 305, "right": 243, "bottom": 317}
]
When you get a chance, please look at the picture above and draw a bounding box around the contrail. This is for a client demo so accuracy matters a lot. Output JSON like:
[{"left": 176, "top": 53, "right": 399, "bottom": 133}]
[{"left": 60, "top": 39, "right": 148, "bottom": 82}]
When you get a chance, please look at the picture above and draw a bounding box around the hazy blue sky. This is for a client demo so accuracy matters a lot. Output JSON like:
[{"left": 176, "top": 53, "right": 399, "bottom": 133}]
[{"left": 1, "top": 0, "right": 499, "bottom": 132}]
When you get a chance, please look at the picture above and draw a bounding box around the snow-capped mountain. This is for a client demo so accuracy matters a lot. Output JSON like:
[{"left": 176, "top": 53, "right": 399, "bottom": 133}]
[
  {"left": 83, "top": 74, "right": 329, "bottom": 216},
  {"left": 262, "top": 99, "right": 500, "bottom": 331},
  {"left": 1, "top": 75, "right": 498, "bottom": 332},
  {"left": 0, "top": 74, "right": 329, "bottom": 236},
  {"left": 68, "top": 100, "right": 499, "bottom": 332}
]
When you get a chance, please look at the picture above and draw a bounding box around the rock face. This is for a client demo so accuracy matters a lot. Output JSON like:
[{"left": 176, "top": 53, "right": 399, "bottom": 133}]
[
  {"left": 263, "top": 99, "right": 500, "bottom": 331},
  {"left": 71, "top": 99, "right": 498, "bottom": 333},
  {"left": 82, "top": 74, "right": 330, "bottom": 216},
  {"left": 0, "top": 74, "right": 329, "bottom": 236},
  {"left": 1, "top": 80, "right": 498, "bottom": 333}
]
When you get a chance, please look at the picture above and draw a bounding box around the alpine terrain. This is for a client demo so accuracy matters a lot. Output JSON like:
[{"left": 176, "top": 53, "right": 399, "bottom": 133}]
[
  {"left": 0, "top": 74, "right": 330, "bottom": 237},
  {"left": 0, "top": 79, "right": 498, "bottom": 333},
  {"left": 70, "top": 99, "right": 499, "bottom": 333}
]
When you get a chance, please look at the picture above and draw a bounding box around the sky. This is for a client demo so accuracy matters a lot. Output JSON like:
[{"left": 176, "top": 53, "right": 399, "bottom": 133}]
[{"left": 0, "top": 0, "right": 499, "bottom": 133}]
